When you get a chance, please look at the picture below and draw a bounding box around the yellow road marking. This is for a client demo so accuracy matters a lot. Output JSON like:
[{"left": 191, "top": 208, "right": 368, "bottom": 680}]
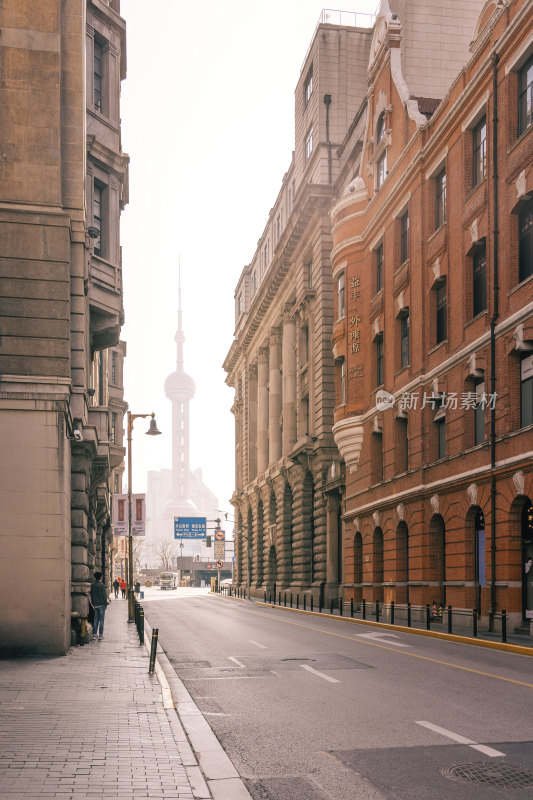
[{"left": 241, "top": 607, "right": 533, "bottom": 690}]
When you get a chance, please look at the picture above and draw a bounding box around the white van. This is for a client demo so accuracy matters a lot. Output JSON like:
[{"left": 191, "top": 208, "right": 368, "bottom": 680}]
[{"left": 159, "top": 571, "right": 177, "bottom": 590}]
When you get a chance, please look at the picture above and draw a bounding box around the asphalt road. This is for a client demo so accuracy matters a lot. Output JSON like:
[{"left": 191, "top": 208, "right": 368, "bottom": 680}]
[{"left": 142, "top": 587, "right": 533, "bottom": 800}]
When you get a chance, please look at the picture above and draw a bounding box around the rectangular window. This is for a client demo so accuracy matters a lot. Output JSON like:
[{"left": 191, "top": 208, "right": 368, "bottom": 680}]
[
  {"left": 474, "top": 381, "right": 485, "bottom": 445},
  {"left": 435, "top": 168, "right": 447, "bottom": 228},
  {"left": 519, "top": 199, "right": 533, "bottom": 283},
  {"left": 396, "top": 417, "right": 408, "bottom": 473},
  {"left": 301, "top": 324, "right": 309, "bottom": 365},
  {"left": 436, "top": 417, "right": 446, "bottom": 459},
  {"left": 436, "top": 281, "right": 447, "bottom": 344},
  {"left": 111, "top": 350, "right": 117, "bottom": 384},
  {"left": 400, "top": 211, "right": 409, "bottom": 264},
  {"left": 521, "top": 353, "right": 533, "bottom": 428},
  {"left": 473, "top": 246, "right": 487, "bottom": 316},
  {"left": 375, "top": 333, "right": 384, "bottom": 387},
  {"left": 94, "top": 39, "right": 103, "bottom": 112},
  {"left": 372, "top": 430, "right": 383, "bottom": 483},
  {"left": 93, "top": 182, "right": 103, "bottom": 257},
  {"left": 340, "top": 359, "right": 346, "bottom": 405},
  {"left": 400, "top": 312, "right": 409, "bottom": 369},
  {"left": 375, "top": 242, "right": 384, "bottom": 293},
  {"left": 473, "top": 117, "right": 487, "bottom": 186},
  {"left": 305, "top": 127, "right": 313, "bottom": 161},
  {"left": 519, "top": 55, "right": 533, "bottom": 136},
  {"left": 111, "top": 412, "right": 118, "bottom": 444},
  {"left": 376, "top": 152, "right": 386, "bottom": 189},
  {"left": 337, "top": 273, "right": 345, "bottom": 320},
  {"left": 304, "top": 64, "right": 313, "bottom": 106}
]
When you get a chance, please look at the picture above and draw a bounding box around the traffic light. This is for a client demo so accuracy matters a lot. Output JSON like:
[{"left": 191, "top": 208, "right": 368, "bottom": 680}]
[{"left": 206, "top": 536, "right": 212, "bottom": 547}]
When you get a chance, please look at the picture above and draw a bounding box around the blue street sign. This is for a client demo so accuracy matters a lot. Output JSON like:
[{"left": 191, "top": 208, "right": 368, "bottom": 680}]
[{"left": 174, "top": 517, "right": 207, "bottom": 539}]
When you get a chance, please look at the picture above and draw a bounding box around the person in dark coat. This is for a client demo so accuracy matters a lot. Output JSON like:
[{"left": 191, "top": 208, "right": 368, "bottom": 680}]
[
  {"left": 112, "top": 578, "right": 120, "bottom": 598},
  {"left": 89, "top": 572, "right": 108, "bottom": 640}
]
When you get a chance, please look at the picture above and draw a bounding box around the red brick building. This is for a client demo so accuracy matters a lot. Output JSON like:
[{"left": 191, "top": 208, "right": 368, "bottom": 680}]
[{"left": 331, "top": 0, "right": 533, "bottom": 631}]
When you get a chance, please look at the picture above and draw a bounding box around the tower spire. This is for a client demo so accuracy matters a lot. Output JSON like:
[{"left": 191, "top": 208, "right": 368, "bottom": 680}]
[{"left": 175, "top": 257, "right": 185, "bottom": 372}]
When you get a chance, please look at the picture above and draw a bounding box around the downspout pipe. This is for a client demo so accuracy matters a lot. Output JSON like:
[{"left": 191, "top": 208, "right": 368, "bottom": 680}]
[
  {"left": 490, "top": 52, "right": 500, "bottom": 626},
  {"left": 324, "top": 94, "right": 332, "bottom": 184}
]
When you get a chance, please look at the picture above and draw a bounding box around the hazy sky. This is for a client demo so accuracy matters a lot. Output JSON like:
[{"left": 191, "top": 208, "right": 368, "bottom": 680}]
[{"left": 120, "top": 0, "right": 378, "bottom": 517}]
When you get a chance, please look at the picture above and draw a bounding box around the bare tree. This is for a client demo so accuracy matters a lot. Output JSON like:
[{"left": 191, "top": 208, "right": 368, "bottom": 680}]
[
  {"left": 152, "top": 539, "right": 178, "bottom": 571},
  {"left": 132, "top": 538, "right": 145, "bottom": 578}
]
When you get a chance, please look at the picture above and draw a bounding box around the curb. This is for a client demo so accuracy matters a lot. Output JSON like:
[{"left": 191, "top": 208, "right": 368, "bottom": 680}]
[
  {"left": 211, "top": 593, "right": 533, "bottom": 658},
  {"left": 143, "top": 616, "right": 252, "bottom": 800}
]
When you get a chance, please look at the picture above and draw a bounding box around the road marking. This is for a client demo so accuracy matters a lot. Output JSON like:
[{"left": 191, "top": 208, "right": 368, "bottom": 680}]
[
  {"left": 240, "top": 609, "right": 533, "bottom": 690},
  {"left": 416, "top": 721, "right": 505, "bottom": 757},
  {"left": 356, "top": 632, "right": 410, "bottom": 647},
  {"left": 203, "top": 712, "right": 231, "bottom": 716},
  {"left": 270, "top": 670, "right": 281, "bottom": 677},
  {"left": 250, "top": 640, "right": 267, "bottom": 649},
  {"left": 228, "top": 656, "right": 246, "bottom": 668},
  {"left": 300, "top": 664, "right": 340, "bottom": 683}
]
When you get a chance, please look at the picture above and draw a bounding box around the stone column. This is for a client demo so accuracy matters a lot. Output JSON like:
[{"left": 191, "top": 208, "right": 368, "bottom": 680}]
[
  {"left": 325, "top": 492, "right": 340, "bottom": 602},
  {"left": 269, "top": 328, "right": 282, "bottom": 464},
  {"left": 248, "top": 364, "right": 258, "bottom": 481},
  {"left": 257, "top": 347, "right": 269, "bottom": 474},
  {"left": 282, "top": 307, "right": 297, "bottom": 455}
]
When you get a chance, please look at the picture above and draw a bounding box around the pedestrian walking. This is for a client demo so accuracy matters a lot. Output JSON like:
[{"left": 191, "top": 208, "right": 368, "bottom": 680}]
[
  {"left": 113, "top": 578, "right": 120, "bottom": 598},
  {"left": 120, "top": 579, "right": 127, "bottom": 599},
  {"left": 134, "top": 580, "right": 141, "bottom": 598},
  {"left": 89, "top": 572, "right": 108, "bottom": 640}
]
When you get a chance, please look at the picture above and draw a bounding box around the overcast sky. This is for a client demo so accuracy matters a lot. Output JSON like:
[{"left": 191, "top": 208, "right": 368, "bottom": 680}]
[{"left": 120, "top": 0, "right": 378, "bottom": 519}]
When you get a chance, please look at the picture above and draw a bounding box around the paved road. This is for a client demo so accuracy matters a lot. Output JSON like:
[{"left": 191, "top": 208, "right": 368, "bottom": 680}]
[{"left": 143, "top": 587, "right": 533, "bottom": 800}]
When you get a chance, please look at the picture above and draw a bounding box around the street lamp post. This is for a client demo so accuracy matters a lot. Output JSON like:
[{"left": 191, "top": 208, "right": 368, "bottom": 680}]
[{"left": 127, "top": 411, "right": 161, "bottom": 621}]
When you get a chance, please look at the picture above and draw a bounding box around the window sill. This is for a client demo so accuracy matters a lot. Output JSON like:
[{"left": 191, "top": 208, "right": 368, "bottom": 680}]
[
  {"left": 428, "top": 340, "right": 448, "bottom": 356},
  {"left": 508, "top": 271, "right": 533, "bottom": 297},
  {"left": 427, "top": 221, "right": 447, "bottom": 244},
  {"left": 464, "top": 309, "right": 488, "bottom": 330}
]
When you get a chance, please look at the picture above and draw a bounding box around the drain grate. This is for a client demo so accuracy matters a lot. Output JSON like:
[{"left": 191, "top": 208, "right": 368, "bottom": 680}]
[{"left": 440, "top": 762, "right": 533, "bottom": 788}]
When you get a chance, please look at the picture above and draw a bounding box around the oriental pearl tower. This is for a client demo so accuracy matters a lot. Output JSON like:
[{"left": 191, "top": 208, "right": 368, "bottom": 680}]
[{"left": 163, "top": 274, "right": 198, "bottom": 522}]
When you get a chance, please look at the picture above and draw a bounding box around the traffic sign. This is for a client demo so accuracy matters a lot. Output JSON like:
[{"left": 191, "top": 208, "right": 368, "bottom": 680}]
[
  {"left": 214, "top": 541, "right": 225, "bottom": 560},
  {"left": 174, "top": 517, "right": 207, "bottom": 539},
  {"left": 214, "top": 529, "right": 225, "bottom": 541},
  {"left": 216, "top": 560, "right": 223, "bottom": 568}
]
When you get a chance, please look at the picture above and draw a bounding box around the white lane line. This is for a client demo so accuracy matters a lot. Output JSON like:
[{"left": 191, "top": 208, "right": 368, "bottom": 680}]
[
  {"left": 270, "top": 670, "right": 281, "bottom": 677},
  {"left": 249, "top": 639, "right": 267, "bottom": 649},
  {"left": 416, "top": 721, "right": 505, "bottom": 757},
  {"left": 355, "top": 632, "right": 410, "bottom": 647},
  {"left": 300, "top": 664, "right": 340, "bottom": 684},
  {"left": 228, "top": 656, "right": 246, "bottom": 668}
]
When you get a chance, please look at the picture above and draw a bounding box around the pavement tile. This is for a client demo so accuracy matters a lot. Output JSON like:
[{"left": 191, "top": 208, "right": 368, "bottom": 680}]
[{"left": 0, "top": 602, "right": 196, "bottom": 800}]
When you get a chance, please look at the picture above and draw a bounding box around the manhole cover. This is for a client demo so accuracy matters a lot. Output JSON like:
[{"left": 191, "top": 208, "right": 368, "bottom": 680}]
[{"left": 440, "top": 762, "right": 533, "bottom": 788}]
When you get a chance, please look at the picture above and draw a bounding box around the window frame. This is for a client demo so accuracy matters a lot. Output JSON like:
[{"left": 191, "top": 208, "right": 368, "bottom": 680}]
[
  {"left": 336, "top": 272, "right": 345, "bottom": 321},
  {"left": 400, "top": 210, "right": 409, "bottom": 264},
  {"left": 518, "top": 54, "right": 533, "bottom": 137},
  {"left": 375, "top": 242, "right": 384, "bottom": 293},
  {"left": 400, "top": 310, "right": 410, "bottom": 369},
  {"left": 435, "top": 168, "right": 447, "bottom": 229},
  {"left": 435, "top": 280, "right": 447, "bottom": 344},
  {"left": 93, "top": 37, "right": 104, "bottom": 113},
  {"left": 521, "top": 352, "right": 533, "bottom": 428},
  {"left": 305, "top": 127, "right": 313, "bottom": 161},
  {"left": 304, "top": 64, "right": 313, "bottom": 107},
  {"left": 93, "top": 180, "right": 104, "bottom": 257},
  {"left": 472, "top": 116, "right": 487, "bottom": 187},
  {"left": 375, "top": 333, "right": 384, "bottom": 388},
  {"left": 473, "top": 244, "right": 487, "bottom": 317},
  {"left": 519, "top": 198, "right": 533, "bottom": 283}
]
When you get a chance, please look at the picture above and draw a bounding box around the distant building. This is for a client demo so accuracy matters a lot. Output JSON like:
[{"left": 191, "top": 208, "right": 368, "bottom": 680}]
[
  {"left": 331, "top": 0, "right": 533, "bottom": 631},
  {"left": 145, "top": 281, "right": 218, "bottom": 566},
  {"left": 0, "top": 0, "right": 128, "bottom": 654},
  {"left": 224, "top": 10, "right": 375, "bottom": 605}
]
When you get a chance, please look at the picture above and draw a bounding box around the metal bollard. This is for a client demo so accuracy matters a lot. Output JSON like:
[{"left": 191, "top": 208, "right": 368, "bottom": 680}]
[
  {"left": 426, "top": 603, "right": 431, "bottom": 630},
  {"left": 390, "top": 601, "right": 395, "bottom": 626},
  {"left": 350, "top": 598, "right": 354, "bottom": 618},
  {"left": 284, "top": 592, "right": 287, "bottom": 607},
  {"left": 148, "top": 628, "right": 158, "bottom": 674},
  {"left": 278, "top": 591, "right": 281, "bottom": 606},
  {"left": 290, "top": 593, "right": 293, "bottom": 608},
  {"left": 296, "top": 593, "right": 299, "bottom": 610},
  {"left": 472, "top": 609, "right": 477, "bottom": 638},
  {"left": 264, "top": 591, "right": 266, "bottom": 603},
  {"left": 319, "top": 598, "right": 322, "bottom": 614},
  {"left": 303, "top": 595, "right": 306, "bottom": 611},
  {"left": 376, "top": 601, "right": 380, "bottom": 623},
  {"left": 311, "top": 596, "right": 314, "bottom": 612},
  {"left": 502, "top": 610, "right": 507, "bottom": 643},
  {"left": 362, "top": 599, "right": 366, "bottom": 620},
  {"left": 139, "top": 607, "right": 144, "bottom": 645},
  {"left": 339, "top": 598, "right": 343, "bottom": 616},
  {"left": 447, "top": 605, "right": 452, "bottom": 634},
  {"left": 330, "top": 600, "right": 334, "bottom": 614},
  {"left": 407, "top": 602, "right": 411, "bottom": 627}
]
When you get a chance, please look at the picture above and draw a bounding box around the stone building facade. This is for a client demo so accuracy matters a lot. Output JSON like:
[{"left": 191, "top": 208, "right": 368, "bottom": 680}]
[
  {"left": 331, "top": 0, "right": 533, "bottom": 631},
  {"left": 0, "top": 0, "right": 128, "bottom": 654},
  {"left": 224, "top": 11, "right": 375, "bottom": 605}
]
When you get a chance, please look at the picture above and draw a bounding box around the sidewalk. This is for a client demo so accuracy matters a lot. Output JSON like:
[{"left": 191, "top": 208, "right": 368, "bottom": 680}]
[{"left": 0, "top": 599, "right": 245, "bottom": 800}]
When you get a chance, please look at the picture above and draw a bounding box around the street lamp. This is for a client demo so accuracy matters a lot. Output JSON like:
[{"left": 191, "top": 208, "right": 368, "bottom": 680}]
[{"left": 127, "top": 411, "right": 161, "bottom": 621}]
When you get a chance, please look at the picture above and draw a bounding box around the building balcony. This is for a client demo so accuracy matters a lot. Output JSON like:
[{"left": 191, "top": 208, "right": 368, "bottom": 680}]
[{"left": 88, "top": 254, "right": 123, "bottom": 351}]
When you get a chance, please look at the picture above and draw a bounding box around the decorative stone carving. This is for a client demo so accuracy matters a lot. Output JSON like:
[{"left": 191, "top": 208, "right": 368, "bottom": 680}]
[
  {"left": 372, "top": 511, "right": 381, "bottom": 528},
  {"left": 430, "top": 494, "right": 440, "bottom": 515},
  {"left": 354, "top": 517, "right": 361, "bottom": 532},
  {"left": 432, "top": 258, "right": 440, "bottom": 283},
  {"left": 396, "top": 503, "right": 405, "bottom": 522},
  {"left": 469, "top": 217, "right": 479, "bottom": 245},
  {"left": 332, "top": 416, "right": 365, "bottom": 474},
  {"left": 467, "top": 483, "right": 478, "bottom": 507},
  {"left": 516, "top": 169, "right": 527, "bottom": 201},
  {"left": 513, "top": 470, "right": 525, "bottom": 497}
]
